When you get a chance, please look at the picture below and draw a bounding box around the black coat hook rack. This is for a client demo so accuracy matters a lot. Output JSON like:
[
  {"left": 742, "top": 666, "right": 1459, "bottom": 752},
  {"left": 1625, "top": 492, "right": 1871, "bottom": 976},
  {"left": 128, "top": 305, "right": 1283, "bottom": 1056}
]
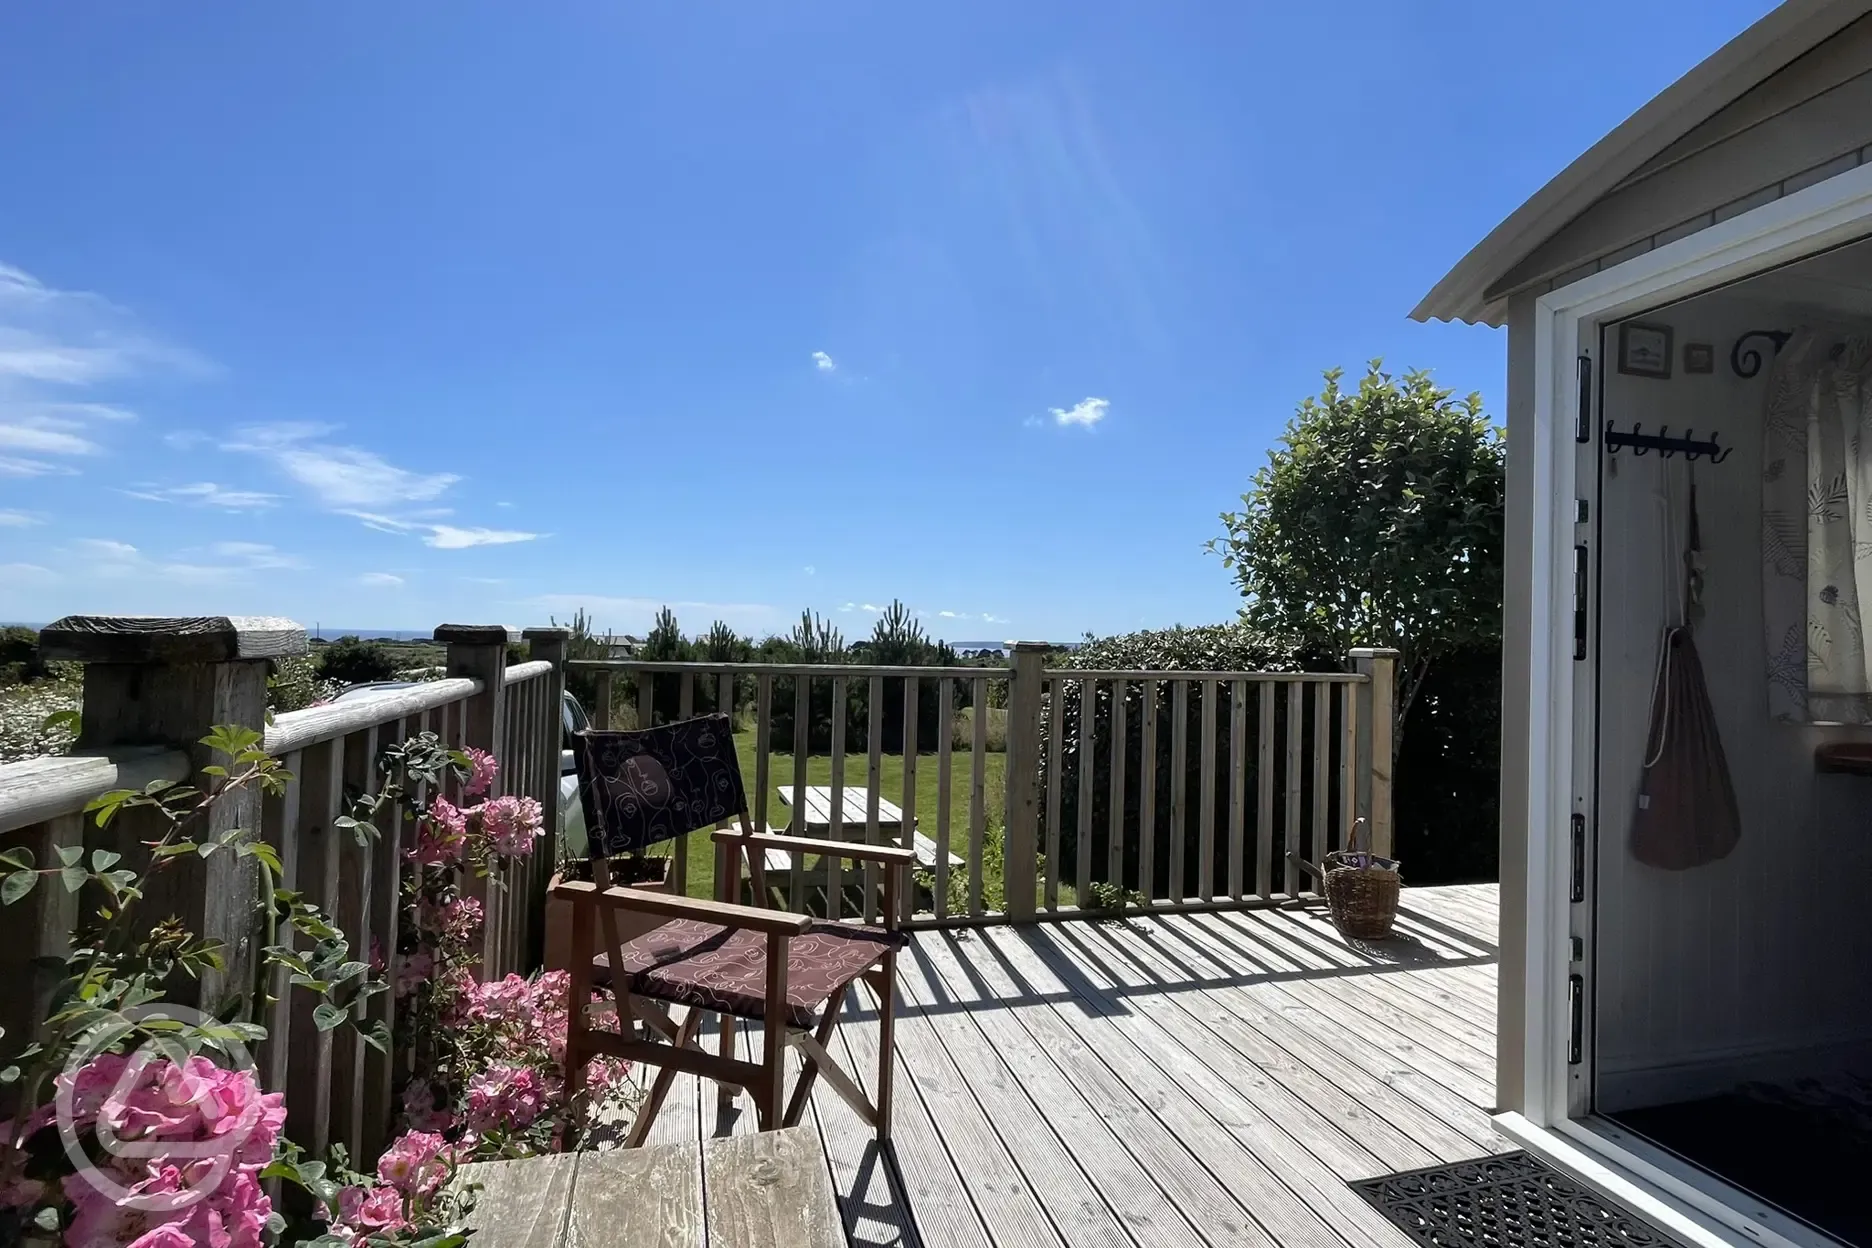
[{"left": 1603, "top": 420, "right": 1734, "bottom": 463}]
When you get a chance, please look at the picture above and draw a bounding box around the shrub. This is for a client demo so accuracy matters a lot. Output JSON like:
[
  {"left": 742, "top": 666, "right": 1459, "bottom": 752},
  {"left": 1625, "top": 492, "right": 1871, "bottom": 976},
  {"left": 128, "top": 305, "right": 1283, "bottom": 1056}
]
[
  {"left": 1041, "top": 623, "right": 1317, "bottom": 900},
  {"left": 268, "top": 653, "right": 332, "bottom": 712},
  {"left": 318, "top": 634, "right": 401, "bottom": 685}
]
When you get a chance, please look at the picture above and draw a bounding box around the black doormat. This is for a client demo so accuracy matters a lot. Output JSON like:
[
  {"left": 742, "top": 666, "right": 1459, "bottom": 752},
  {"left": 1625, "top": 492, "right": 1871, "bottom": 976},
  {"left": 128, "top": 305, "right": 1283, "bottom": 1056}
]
[{"left": 1353, "top": 1152, "right": 1692, "bottom": 1248}]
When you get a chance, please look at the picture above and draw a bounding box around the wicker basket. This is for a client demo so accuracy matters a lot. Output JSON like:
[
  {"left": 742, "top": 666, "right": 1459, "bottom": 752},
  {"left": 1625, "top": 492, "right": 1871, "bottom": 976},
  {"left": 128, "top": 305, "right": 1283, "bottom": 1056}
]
[{"left": 1323, "top": 819, "right": 1401, "bottom": 940}]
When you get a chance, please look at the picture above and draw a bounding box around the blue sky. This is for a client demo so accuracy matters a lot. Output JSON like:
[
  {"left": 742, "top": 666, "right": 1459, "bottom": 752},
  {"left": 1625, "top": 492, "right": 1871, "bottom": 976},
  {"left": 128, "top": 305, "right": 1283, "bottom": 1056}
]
[{"left": 0, "top": 1, "right": 1776, "bottom": 641}]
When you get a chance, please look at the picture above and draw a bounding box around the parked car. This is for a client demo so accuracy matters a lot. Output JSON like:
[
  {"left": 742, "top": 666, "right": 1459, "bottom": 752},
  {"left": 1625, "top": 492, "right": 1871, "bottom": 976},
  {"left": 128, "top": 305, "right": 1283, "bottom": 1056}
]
[{"left": 323, "top": 681, "right": 589, "bottom": 857}]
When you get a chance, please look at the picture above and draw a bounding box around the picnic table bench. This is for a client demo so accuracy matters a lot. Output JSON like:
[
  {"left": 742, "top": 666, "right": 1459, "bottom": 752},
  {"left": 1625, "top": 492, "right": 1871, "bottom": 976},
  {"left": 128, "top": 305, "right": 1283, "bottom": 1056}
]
[
  {"left": 459, "top": 1126, "right": 841, "bottom": 1247},
  {"left": 766, "top": 785, "right": 963, "bottom": 872}
]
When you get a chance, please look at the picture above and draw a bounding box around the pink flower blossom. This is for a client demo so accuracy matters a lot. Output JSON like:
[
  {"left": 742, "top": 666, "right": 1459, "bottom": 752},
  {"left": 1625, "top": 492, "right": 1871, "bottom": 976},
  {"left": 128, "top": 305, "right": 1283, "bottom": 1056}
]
[
  {"left": 411, "top": 795, "right": 469, "bottom": 865},
  {"left": 377, "top": 1129, "right": 450, "bottom": 1198},
  {"left": 463, "top": 748, "right": 499, "bottom": 797},
  {"left": 394, "top": 949, "right": 434, "bottom": 998},
  {"left": 124, "top": 1227, "right": 198, "bottom": 1248},
  {"left": 480, "top": 794, "right": 544, "bottom": 857},
  {"left": 464, "top": 1063, "right": 546, "bottom": 1132},
  {"left": 339, "top": 1183, "right": 408, "bottom": 1232},
  {"left": 418, "top": 895, "right": 483, "bottom": 944}
]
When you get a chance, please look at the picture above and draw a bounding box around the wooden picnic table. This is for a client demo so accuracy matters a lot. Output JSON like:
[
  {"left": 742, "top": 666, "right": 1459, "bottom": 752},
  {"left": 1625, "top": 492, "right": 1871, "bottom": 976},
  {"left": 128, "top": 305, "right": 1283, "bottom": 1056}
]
[
  {"left": 774, "top": 784, "right": 962, "bottom": 870},
  {"left": 460, "top": 1126, "right": 842, "bottom": 1247}
]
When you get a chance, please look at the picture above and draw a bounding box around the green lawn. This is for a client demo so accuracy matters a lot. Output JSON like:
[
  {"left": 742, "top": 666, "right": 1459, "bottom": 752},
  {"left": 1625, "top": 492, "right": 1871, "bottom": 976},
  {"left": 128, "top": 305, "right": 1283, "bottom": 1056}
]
[{"left": 671, "top": 735, "right": 1012, "bottom": 909}]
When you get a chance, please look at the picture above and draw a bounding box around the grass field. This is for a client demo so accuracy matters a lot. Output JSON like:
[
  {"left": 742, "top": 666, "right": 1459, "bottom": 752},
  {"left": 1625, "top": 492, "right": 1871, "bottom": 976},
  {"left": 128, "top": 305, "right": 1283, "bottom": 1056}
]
[{"left": 665, "top": 734, "right": 1022, "bottom": 910}]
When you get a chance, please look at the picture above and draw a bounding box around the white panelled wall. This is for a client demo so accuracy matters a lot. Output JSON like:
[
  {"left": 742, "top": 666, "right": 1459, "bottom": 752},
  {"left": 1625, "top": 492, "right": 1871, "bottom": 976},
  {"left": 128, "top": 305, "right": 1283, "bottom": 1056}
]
[{"left": 1595, "top": 288, "right": 1872, "bottom": 1110}]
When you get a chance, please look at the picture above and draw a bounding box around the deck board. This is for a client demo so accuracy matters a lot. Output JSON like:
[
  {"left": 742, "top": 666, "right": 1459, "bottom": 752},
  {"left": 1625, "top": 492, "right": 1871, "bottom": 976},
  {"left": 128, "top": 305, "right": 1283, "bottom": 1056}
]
[{"left": 645, "top": 884, "right": 1501, "bottom": 1248}]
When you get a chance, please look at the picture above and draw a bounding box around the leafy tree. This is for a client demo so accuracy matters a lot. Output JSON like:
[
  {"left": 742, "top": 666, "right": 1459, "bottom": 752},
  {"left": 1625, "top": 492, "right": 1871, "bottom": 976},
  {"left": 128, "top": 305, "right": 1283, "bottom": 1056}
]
[
  {"left": 1210, "top": 361, "right": 1503, "bottom": 749},
  {"left": 316, "top": 635, "right": 400, "bottom": 686},
  {"left": 641, "top": 606, "right": 690, "bottom": 662}
]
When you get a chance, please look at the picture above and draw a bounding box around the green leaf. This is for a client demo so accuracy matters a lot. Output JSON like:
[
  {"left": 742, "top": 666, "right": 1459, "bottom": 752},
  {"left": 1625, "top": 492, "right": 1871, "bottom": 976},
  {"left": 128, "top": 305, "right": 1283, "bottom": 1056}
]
[
  {"left": 243, "top": 842, "right": 283, "bottom": 874},
  {"left": 2, "top": 871, "right": 38, "bottom": 905},
  {"left": 0, "top": 848, "right": 34, "bottom": 872},
  {"left": 90, "top": 849, "right": 121, "bottom": 872},
  {"left": 312, "top": 1003, "right": 349, "bottom": 1032},
  {"left": 60, "top": 864, "right": 88, "bottom": 893},
  {"left": 54, "top": 844, "right": 84, "bottom": 867},
  {"left": 39, "top": 708, "right": 81, "bottom": 736}
]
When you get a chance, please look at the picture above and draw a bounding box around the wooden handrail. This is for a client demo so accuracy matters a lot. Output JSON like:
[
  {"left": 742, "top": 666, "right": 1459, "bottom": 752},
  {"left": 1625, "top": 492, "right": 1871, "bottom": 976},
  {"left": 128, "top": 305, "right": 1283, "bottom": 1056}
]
[
  {"left": 263, "top": 677, "right": 483, "bottom": 755},
  {"left": 553, "top": 878, "right": 813, "bottom": 936},
  {"left": 503, "top": 660, "right": 553, "bottom": 685},
  {"left": 568, "top": 659, "right": 1008, "bottom": 678},
  {"left": 711, "top": 828, "right": 917, "bottom": 867},
  {"left": 0, "top": 747, "right": 192, "bottom": 836}
]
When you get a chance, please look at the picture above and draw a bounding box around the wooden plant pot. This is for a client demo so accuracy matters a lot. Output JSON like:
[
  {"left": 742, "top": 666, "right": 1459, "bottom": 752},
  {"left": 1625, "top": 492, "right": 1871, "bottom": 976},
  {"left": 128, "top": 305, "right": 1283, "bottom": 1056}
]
[{"left": 544, "top": 855, "right": 672, "bottom": 972}]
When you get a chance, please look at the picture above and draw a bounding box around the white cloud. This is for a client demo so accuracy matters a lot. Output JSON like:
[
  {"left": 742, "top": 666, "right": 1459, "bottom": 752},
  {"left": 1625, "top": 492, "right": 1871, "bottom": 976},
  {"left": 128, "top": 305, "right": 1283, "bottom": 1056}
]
[
  {"left": 0, "top": 265, "right": 207, "bottom": 474},
  {"left": 803, "top": 565, "right": 815, "bottom": 576},
  {"left": 812, "top": 351, "right": 836, "bottom": 372},
  {"left": 983, "top": 614, "right": 1009, "bottom": 624},
  {"left": 359, "top": 572, "right": 404, "bottom": 587},
  {"left": 0, "top": 562, "right": 53, "bottom": 581},
  {"left": 1049, "top": 396, "right": 1109, "bottom": 428},
  {"left": 938, "top": 610, "right": 960, "bottom": 619},
  {"left": 339, "top": 510, "right": 540, "bottom": 550},
  {"left": 66, "top": 536, "right": 304, "bottom": 582},
  {"left": 123, "top": 482, "right": 281, "bottom": 510},
  {"left": 233, "top": 423, "right": 459, "bottom": 508},
  {"left": 0, "top": 509, "right": 40, "bottom": 527},
  {"left": 162, "top": 430, "right": 208, "bottom": 451}
]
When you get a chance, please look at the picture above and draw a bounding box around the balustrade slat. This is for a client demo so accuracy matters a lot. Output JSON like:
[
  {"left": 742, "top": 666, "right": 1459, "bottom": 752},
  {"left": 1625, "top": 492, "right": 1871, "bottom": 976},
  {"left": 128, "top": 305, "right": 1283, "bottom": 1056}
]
[
  {"left": 935, "top": 678, "right": 954, "bottom": 922},
  {"left": 670, "top": 675, "right": 693, "bottom": 897},
  {"left": 1108, "top": 683, "right": 1127, "bottom": 893},
  {"left": 1312, "top": 681, "right": 1330, "bottom": 891},
  {"left": 286, "top": 735, "right": 344, "bottom": 1158},
  {"left": 717, "top": 671, "right": 736, "bottom": 904},
  {"left": 1169, "top": 681, "right": 1187, "bottom": 903},
  {"left": 1340, "top": 682, "right": 1357, "bottom": 854},
  {"left": 790, "top": 677, "right": 808, "bottom": 913},
  {"left": 828, "top": 675, "right": 847, "bottom": 921},
  {"left": 1257, "top": 682, "right": 1275, "bottom": 899},
  {"left": 899, "top": 676, "right": 918, "bottom": 924},
  {"left": 1043, "top": 680, "right": 1063, "bottom": 912},
  {"left": 1075, "top": 679, "right": 1094, "bottom": 906},
  {"left": 1228, "top": 680, "right": 1247, "bottom": 901},
  {"left": 333, "top": 728, "right": 377, "bottom": 1158},
  {"left": 754, "top": 674, "right": 773, "bottom": 842},
  {"left": 637, "top": 672, "right": 654, "bottom": 733},
  {"left": 1198, "top": 678, "right": 1217, "bottom": 902},
  {"left": 261, "top": 752, "right": 303, "bottom": 1101},
  {"left": 594, "top": 670, "right": 613, "bottom": 731},
  {"left": 1285, "top": 682, "right": 1303, "bottom": 897},
  {"left": 366, "top": 717, "right": 409, "bottom": 1160},
  {"left": 1139, "top": 681, "right": 1158, "bottom": 906},
  {"left": 865, "top": 675, "right": 884, "bottom": 923},
  {"left": 969, "top": 676, "right": 988, "bottom": 917}
]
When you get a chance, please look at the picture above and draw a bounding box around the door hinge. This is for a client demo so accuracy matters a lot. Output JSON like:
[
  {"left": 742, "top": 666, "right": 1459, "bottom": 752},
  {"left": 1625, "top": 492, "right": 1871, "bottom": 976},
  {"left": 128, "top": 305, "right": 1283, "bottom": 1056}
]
[
  {"left": 1568, "top": 974, "right": 1584, "bottom": 1065},
  {"left": 1576, "top": 356, "right": 1593, "bottom": 443},
  {"left": 1573, "top": 545, "right": 1589, "bottom": 661},
  {"left": 1570, "top": 813, "right": 1586, "bottom": 903}
]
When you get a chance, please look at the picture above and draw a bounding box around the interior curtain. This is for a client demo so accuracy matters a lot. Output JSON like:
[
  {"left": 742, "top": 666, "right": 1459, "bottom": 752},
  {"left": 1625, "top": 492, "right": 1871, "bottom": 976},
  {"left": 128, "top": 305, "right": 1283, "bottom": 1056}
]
[{"left": 1762, "top": 329, "right": 1872, "bottom": 723}]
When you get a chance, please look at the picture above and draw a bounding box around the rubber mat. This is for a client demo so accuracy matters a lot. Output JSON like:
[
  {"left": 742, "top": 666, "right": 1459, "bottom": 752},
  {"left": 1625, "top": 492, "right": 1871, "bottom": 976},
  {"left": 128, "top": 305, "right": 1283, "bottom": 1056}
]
[{"left": 1352, "top": 1151, "right": 1691, "bottom": 1248}]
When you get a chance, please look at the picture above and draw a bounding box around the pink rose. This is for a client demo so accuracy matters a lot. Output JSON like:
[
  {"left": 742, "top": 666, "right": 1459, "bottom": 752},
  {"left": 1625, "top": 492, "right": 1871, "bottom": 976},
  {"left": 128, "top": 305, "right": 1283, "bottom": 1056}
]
[
  {"left": 376, "top": 1130, "right": 449, "bottom": 1197},
  {"left": 411, "top": 796, "right": 469, "bottom": 865},
  {"left": 463, "top": 748, "right": 499, "bottom": 797},
  {"left": 479, "top": 794, "right": 544, "bottom": 857}
]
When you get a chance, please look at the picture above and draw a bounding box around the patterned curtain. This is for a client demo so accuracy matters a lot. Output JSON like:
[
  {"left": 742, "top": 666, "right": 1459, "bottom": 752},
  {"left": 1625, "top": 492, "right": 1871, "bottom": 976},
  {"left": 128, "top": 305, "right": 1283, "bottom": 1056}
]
[{"left": 1763, "top": 329, "right": 1872, "bottom": 723}]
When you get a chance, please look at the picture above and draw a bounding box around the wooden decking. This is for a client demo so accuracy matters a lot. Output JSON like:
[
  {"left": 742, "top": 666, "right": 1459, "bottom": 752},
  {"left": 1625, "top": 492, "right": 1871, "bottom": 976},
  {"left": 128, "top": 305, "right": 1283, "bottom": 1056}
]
[{"left": 639, "top": 883, "right": 1502, "bottom": 1248}]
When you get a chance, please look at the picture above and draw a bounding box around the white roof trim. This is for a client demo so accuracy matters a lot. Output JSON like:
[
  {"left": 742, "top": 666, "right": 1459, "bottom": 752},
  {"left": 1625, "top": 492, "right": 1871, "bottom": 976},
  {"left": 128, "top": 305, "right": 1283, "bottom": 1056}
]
[{"left": 1412, "top": 0, "right": 1870, "bottom": 326}]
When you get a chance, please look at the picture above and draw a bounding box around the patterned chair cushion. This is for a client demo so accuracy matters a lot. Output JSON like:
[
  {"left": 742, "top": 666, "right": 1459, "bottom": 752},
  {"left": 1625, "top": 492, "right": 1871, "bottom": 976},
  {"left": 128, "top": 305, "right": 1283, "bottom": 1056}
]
[
  {"left": 592, "top": 918, "right": 906, "bottom": 1027},
  {"left": 573, "top": 714, "right": 748, "bottom": 857}
]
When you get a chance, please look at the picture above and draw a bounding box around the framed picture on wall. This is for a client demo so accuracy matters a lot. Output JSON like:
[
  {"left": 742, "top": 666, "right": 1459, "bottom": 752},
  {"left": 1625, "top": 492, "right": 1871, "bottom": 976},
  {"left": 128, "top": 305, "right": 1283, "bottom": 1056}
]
[
  {"left": 1618, "top": 321, "right": 1674, "bottom": 378},
  {"left": 1684, "top": 342, "right": 1715, "bottom": 373}
]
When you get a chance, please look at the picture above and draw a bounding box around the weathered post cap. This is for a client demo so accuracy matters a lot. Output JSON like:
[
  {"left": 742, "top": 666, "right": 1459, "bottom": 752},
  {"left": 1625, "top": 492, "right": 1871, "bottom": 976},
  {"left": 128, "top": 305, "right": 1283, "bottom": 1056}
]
[
  {"left": 520, "top": 626, "right": 572, "bottom": 642},
  {"left": 433, "top": 624, "right": 519, "bottom": 645},
  {"left": 39, "top": 615, "right": 308, "bottom": 663},
  {"left": 1006, "top": 640, "right": 1053, "bottom": 653}
]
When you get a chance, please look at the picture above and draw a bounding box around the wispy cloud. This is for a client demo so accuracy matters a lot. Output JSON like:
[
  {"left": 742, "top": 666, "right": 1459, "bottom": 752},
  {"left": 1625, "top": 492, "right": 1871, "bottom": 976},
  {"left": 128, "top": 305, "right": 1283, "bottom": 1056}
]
[
  {"left": 839, "top": 602, "right": 886, "bottom": 614},
  {"left": 233, "top": 423, "right": 459, "bottom": 508},
  {"left": 0, "top": 562, "right": 53, "bottom": 581},
  {"left": 0, "top": 509, "right": 41, "bottom": 527},
  {"left": 61, "top": 536, "right": 302, "bottom": 584},
  {"left": 1048, "top": 396, "right": 1109, "bottom": 429},
  {"left": 803, "top": 565, "right": 816, "bottom": 576},
  {"left": 0, "top": 264, "right": 206, "bottom": 474},
  {"left": 340, "top": 510, "right": 540, "bottom": 549},
  {"left": 359, "top": 572, "right": 404, "bottom": 587},
  {"left": 123, "top": 481, "right": 281, "bottom": 510},
  {"left": 811, "top": 351, "right": 836, "bottom": 372}
]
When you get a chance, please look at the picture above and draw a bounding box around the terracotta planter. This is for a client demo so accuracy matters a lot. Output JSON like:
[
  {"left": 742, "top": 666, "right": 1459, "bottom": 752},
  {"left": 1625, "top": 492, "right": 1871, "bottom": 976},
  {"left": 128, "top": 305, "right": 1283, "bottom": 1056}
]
[{"left": 544, "top": 856, "right": 672, "bottom": 973}]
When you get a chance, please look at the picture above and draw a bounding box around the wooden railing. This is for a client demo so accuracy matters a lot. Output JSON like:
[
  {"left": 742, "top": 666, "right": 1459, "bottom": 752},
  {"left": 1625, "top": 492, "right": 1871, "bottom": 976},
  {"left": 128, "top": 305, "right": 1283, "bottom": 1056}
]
[
  {"left": 568, "top": 643, "right": 1395, "bottom": 927},
  {"left": 0, "top": 617, "right": 568, "bottom": 1170}
]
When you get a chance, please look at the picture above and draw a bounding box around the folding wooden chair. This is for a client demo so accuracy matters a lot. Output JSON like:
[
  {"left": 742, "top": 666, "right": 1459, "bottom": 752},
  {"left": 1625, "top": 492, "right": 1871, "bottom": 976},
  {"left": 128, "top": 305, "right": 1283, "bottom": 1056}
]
[{"left": 561, "top": 713, "right": 913, "bottom": 1145}]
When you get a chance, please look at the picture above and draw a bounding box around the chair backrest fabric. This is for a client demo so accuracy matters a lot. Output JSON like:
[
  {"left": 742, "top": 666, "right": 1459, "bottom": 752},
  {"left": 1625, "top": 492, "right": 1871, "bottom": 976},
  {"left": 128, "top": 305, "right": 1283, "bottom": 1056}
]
[{"left": 572, "top": 713, "right": 748, "bottom": 857}]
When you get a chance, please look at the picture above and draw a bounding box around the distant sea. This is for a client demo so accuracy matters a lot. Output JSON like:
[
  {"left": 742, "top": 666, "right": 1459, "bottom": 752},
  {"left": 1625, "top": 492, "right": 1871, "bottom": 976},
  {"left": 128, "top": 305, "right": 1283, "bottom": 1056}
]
[{"left": 4, "top": 626, "right": 1069, "bottom": 654}]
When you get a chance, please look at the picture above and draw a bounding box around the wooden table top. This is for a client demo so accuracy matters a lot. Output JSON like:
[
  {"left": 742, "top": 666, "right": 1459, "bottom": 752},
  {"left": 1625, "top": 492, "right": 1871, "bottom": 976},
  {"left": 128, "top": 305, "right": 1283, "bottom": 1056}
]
[
  {"left": 459, "top": 1127, "right": 842, "bottom": 1247},
  {"left": 777, "top": 784, "right": 904, "bottom": 828}
]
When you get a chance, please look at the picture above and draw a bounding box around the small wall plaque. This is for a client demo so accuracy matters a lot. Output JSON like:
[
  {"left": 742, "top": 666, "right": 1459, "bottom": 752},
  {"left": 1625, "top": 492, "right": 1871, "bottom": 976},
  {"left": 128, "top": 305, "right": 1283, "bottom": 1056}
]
[
  {"left": 1618, "top": 321, "right": 1673, "bottom": 379},
  {"left": 1684, "top": 342, "right": 1714, "bottom": 374}
]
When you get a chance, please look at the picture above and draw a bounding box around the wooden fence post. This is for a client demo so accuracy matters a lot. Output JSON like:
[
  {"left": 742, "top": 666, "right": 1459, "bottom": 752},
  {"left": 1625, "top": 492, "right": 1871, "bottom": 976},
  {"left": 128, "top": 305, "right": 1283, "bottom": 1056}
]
[
  {"left": 521, "top": 626, "right": 569, "bottom": 965},
  {"left": 1349, "top": 647, "right": 1398, "bottom": 859},
  {"left": 436, "top": 624, "right": 513, "bottom": 970},
  {"left": 1003, "top": 642, "right": 1048, "bottom": 922},
  {"left": 36, "top": 615, "right": 307, "bottom": 1011}
]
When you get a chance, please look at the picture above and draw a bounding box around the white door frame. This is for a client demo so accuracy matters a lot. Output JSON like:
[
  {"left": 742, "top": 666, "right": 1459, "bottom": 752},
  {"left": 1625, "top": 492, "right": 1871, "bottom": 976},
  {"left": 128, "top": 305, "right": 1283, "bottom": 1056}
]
[{"left": 1514, "top": 161, "right": 1872, "bottom": 1248}]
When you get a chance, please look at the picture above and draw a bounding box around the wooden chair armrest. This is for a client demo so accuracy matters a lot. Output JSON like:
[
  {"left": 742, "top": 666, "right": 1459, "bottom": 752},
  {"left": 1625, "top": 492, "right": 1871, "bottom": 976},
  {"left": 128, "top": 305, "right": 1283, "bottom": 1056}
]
[
  {"left": 553, "top": 878, "right": 812, "bottom": 936},
  {"left": 711, "top": 828, "right": 917, "bottom": 868}
]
